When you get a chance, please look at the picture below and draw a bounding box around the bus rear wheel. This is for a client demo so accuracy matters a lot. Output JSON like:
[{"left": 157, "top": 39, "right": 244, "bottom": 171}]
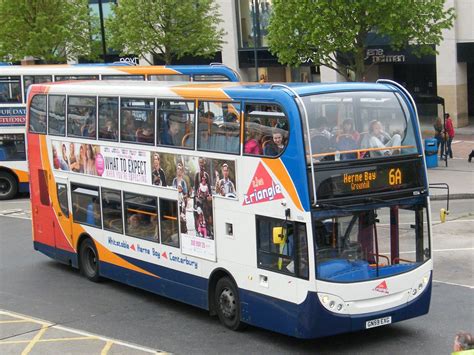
[
  {"left": 79, "top": 238, "right": 101, "bottom": 282},
  {"left": 0, "top": 172, "right": 18, "bottom": 200},
  {"left": 215, "top": 277, "right": 244, "bottom": 330}
]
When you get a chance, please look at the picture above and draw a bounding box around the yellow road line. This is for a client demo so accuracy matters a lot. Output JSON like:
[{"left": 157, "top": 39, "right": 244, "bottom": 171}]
[
  {"left": 21, "top": 325, "right": 47, "bottom": 355},
  {"left": 0, "top": 336, "right": 94, "bottom": 345},
  {"left": 101, "top": 340, "right": 114, "bottom": 354},
  {"left": 1, "top": 310, "right": 162, "bottom": 353}
]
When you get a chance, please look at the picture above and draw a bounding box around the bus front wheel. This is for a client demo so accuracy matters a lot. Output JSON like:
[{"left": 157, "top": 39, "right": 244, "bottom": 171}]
[
  {"left": 79, "top": 238, "right": 101, "bottom": 282},
  {"left": 0, "top": 172, "right": 18, "bottom": 200},
  {"left": 215, "top": 277, "right": 244, "bottom": 330}
]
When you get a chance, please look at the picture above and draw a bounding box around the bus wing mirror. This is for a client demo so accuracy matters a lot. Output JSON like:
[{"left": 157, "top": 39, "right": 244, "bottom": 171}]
[{"left": 273, "top": 226, "right": 286, "bottom": 244}]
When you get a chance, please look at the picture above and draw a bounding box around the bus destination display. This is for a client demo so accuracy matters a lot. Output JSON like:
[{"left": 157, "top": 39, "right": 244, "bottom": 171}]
[{"left": 315, "top": 159, "right": 423, "bottom": 200}]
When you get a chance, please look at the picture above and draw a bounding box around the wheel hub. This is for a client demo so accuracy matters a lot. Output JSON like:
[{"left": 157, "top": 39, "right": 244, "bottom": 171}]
[{"left": 219, "top": 288, "right": 236, "bottom": 318}]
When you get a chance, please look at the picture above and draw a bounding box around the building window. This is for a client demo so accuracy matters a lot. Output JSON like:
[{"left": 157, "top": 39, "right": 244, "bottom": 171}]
[{"left": 238, "top": 0, "right": 273, "bottom": 49}]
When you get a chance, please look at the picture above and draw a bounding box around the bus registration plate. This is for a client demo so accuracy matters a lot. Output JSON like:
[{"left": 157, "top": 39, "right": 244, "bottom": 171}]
[{"left": 366, "top": 316, "right": 392, "bottom": 329}]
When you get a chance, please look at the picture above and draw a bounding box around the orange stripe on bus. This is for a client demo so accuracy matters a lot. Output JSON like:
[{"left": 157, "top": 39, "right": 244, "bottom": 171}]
[
  {"left": 94, "top": 241, "right": 160, "bottom": 279},
  {"left": 263, "top": 158, "right": 303, "bottom": 211},
  {"left": 12, "top": 169, "right": 29, "bottom": 183},
  {"left": 116, "top": 66, "right": 180, "bottom": 75}
]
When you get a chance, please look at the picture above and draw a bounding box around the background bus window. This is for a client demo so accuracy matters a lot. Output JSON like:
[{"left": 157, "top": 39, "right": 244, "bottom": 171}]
[
  {"left": 120, "top": 98, "right": 155, "bottom": 144},
  {"left": 67, "top": 96, "right": 97, "bottom": 138},
  {"left": 157, "top": 100, "right": 195, "bottom": 149},
  {"left": 244, "top": 104, "right": 288, "bottom": 157},
  {"left": 160, "top": 199, "right": 179, "bottom": 248},
  {"left": 197, "top": 101, "right": 240, "bottom": 154},
  {"left": 124, "top": 192, "right": 158, "bottom": 241},
  {"left": 0, "top": 134, "right": 26, "bottom": 161},
  {"left": 101, "top": 188, "right": 123, "bottom": 234},
  {"left": 0, "top": 76, "right": 21, "bottom": 103},
  {"left": 102, "top": 75, "right": 145, "bottom": 80},
  {"left": 48, "top": 95, "right": 66, "bottom": 136},
  {"left": 193, "top": 74, "right": 230, "bottom": 82},
  {"left": 71, "top": 184, "right": 101, "bottom": 228},
  {"left": 54, "top": 75, "right": 99, "bottom": 81},
  {"left": 256, "top": 216, "right": 308, "bottom": 279},
  {"left": 56, "top": 183, "right": 69, "bottom": 218},
  {"left": 148, "top": 74, "right": 190, "bottom": 81},
  {"left": 29, "top": 95, "right": 47, "bottom": 134},
  {"left": 23, "top": 75, "right": 52, "bottom": 101},
  {"left": 98, "top": 97, "right": 119, "bottom": 141}
]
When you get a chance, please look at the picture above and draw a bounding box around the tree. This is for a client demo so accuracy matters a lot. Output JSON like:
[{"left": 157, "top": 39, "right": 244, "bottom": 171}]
[
  {"left": 107, "top": 0, "right": 225, "bottom": 65},
  {"left": 0, "top": 0, "right": 97, "bottom": 63},
  {"left": 267, "top": 0, "right": 455, "bottom": 81}
]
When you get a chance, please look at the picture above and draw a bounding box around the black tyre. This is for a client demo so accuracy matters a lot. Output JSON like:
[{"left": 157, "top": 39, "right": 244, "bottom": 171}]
[
  {"left": 215, "top": 277, "right": 244, "bottom": 330},
  {"left": 79, "top": 238, "right": 101, "bottom": 282},
  {"left": 0, "top": 172, "right": 18, "bottom": 200}
]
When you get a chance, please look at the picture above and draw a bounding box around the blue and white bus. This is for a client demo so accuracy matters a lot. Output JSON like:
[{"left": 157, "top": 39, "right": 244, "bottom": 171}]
[
  {"left": 0, "top": 63, "right": 240, "bottom": 199},
  {"left": 27, "top": 79, "right": 432, "bottom": 338}
]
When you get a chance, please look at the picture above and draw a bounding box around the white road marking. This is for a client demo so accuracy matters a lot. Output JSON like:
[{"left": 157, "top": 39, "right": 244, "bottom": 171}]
[{"left": 433, "top": 280, "right": 474, "bottom": 289}]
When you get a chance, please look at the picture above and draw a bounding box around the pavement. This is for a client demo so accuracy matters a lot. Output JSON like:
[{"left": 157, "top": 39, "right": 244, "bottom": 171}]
[{"left": 421, "top": 122, "right": 474, "bottom": 201}]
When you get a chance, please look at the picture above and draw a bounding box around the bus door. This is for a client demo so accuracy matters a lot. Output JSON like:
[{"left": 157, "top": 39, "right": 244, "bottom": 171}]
[{"left": 53, "top": 176, "right": 73, "bottom": 255}]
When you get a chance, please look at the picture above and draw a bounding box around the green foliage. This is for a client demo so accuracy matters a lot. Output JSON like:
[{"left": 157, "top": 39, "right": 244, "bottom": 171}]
[
  {"left": 268, "top": 0, "right": 455, "bottom": 81},
  {"left": 107, "top": 0, "right": 225, "bottom": 64},
  {"left": 0, "top": 0, "right": 97, "bottom": 63}
]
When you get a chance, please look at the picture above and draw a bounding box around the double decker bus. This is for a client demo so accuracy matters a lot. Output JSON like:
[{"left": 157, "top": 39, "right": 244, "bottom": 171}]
[
  {"left": 27, "top": 79, "right": 432, "bottom": 338},
  {"left": 0, "top": 63, "right": 240, "bottom": 199}
]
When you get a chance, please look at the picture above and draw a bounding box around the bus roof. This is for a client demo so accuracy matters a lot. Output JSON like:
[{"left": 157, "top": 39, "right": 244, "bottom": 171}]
[
  {"left": 28, "top": 80, "right": 399, "bottom": 98},
  {"left": 0, "top": 64, "right": 240, "bottom": 80}
]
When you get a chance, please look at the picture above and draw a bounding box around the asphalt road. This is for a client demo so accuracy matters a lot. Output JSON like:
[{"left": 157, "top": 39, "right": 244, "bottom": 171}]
[{"left": 0, "top": 198, "right": 473, "bottom": 354}]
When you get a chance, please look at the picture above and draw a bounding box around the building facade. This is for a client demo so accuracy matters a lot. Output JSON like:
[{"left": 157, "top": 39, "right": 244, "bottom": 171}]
[
  {"left": 218, "top": 0, "right": 473, "bottom": 127},
  {"left": 89, "top": 0, "right": 472, "bottom": 126}
]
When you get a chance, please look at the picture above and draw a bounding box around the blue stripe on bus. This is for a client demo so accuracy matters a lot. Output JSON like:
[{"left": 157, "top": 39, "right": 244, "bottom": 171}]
[
  {"left": 34, "top": 241, "right": 78, "bottom": 267},
  {"left": 34, "top": 240, "right": 431, "bottom": 339},
  {"left": 19, "top": 182, "right": 29, "bottom": 193},
  {"left": 99, "top": 261, "right": 209, "bottom": 310}
]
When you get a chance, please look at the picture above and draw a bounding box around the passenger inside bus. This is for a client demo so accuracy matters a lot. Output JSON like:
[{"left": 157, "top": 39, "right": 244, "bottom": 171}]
[
  {"left": 100, "top": 118, "right": 118, "bottom": 140},
  {"left": 161, "top": 113, "right": 186, "bottom": 146},
  {"left": 263, "top": 129, "right": 286, "bottom": 156},
  {"left": 121, "top": 111, "right": 136, "bottom": 142},
  {"left": 335, "top": 118, "right": 359, "bottom": 160},
  {"left": 362, "top": 120, "right": 402, "bottom": 157},
  {"left": 244, "top": 119, "right": 263, "bottom": 155},
  {"left": 136, "top": 124, "right": 154, "bottom": 144}
]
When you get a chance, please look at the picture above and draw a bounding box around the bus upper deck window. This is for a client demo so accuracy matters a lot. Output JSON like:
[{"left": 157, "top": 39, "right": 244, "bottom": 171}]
[
  {"left": 29, "top": 95, "right": 47, "bottom": 134},
  {"left": 244, "top": 104, "right": 288, "bottom": 158},
  {"left": 0, "top": 76, "right": 21, "bottom": 104}
]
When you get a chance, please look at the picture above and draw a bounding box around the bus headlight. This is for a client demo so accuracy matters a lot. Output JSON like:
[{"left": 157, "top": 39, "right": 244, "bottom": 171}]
[
  {"left": 318, "top": 293, "right": 346, "bottom": 314},
  {"left": 408, "top": 271, "right": 431, "bottom": 302}
]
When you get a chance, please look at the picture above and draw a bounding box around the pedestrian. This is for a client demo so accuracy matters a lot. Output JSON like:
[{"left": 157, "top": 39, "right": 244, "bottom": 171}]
[
  {"left": 468, "top": 150, "right": 473, "bottom": 163},
  {"left": 453, "top": 331, "right": 474, "bottom": 353},
  {"left": 433, "top": 117, "right": 445, "bottom": 159},
  {"left": 445, "top": 113, "right": 455, "bottom": 159}
]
